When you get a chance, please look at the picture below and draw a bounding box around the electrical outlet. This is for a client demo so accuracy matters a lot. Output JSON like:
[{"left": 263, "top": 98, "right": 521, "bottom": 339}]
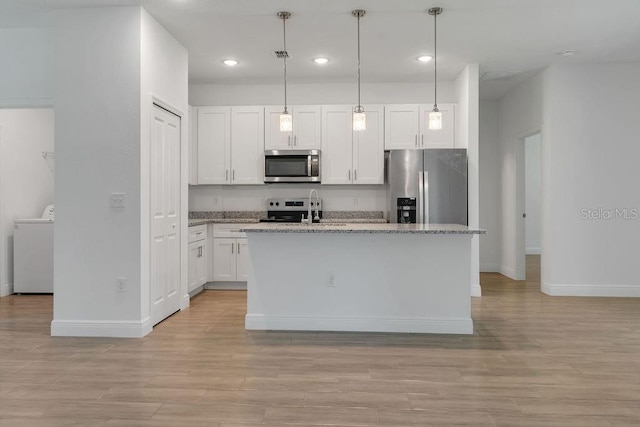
[
  {"left": 328, "top": 274, "right": 336, "bottom": 287},
  {"left": 212, "top": 197, "right": 219, "bottom": 207},
  {"left": 116, "top": 277, "right": 126, "bottom": 293},
  {"left": 111, "top": 193, "right": 125, "bottom": 208},
  {"left": 353, "top": 198, "right": 359, "bottom": 207}
]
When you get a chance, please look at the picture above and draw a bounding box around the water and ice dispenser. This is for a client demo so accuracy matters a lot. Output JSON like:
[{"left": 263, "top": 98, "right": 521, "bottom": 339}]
[{"left": 396, "top": 197, "right": 417, "bottom": 224}]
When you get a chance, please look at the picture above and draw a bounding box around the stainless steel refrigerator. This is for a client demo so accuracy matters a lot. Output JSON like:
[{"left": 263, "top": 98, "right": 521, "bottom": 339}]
[{"left": 388, "top": 149, "right": 468, "bottom": 225}]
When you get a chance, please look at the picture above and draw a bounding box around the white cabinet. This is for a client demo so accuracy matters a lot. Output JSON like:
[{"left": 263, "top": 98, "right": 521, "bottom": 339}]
[
  {"left": 321, "top": 105, "right": 384, "bottom": 185},
  {"left": 212, "top": 224, "right": 249, "bottom": 282},
  {"left": 230, "top": 107, "right": 264, "bottom": 184},
  {"left": 265, "top": 106, "right": 321, "bottom": 150},
  {"left": 384, "top": 104, "right": 455, "bottom": 150},
  {"left": 187, "top": 225, "right": 208, "bottom": 292},
  {"left": 197, "top": 107, "right": 230, "bottom": 184},
  {"left": 195, "top": 106, "right": 264, "bottom": 185}
]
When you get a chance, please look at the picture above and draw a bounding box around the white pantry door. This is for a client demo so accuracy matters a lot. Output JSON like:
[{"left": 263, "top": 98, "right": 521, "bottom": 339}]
[{"left": 150, "top": 104, "right": 181, "bottom": 326}]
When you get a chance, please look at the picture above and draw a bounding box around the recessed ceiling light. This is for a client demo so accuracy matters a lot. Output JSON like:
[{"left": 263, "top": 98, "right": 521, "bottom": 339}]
[
  {"left": 417, "top": 55, "right": 433, "bottom": 63},
  {"left": 313, "top": 57, "right": 329, "bottom": 65},
  {"left": 557, "top": 50, "right": 576, "bottom": 57},
  {"left": 222, "top": 59, "right": 239, "bottom": 66}
]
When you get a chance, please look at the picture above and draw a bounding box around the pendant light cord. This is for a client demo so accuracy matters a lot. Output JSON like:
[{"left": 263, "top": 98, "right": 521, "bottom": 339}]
[
  {"left": 282, "top": 15, "right": 288, "bottom": 114},
  {"left": 433, "top": 10, "right": 438, "bottom": 110},
  {"left": 357, "top": 13, "right": 361, "bottom": 110}
]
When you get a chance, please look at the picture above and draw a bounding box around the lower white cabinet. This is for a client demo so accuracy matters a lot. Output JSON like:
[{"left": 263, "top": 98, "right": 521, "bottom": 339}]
[
  {"left": 187, "top": 225, "right": 208, "bottom": 292},
  {"left": 212, "top": 224, "right": 249, "bottom": 282}
]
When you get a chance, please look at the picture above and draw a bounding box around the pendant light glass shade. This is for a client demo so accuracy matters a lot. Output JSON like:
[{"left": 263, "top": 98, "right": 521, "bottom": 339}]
[
  {"left": 352, "top": 10, "right": 366, "bottom": 131},
  {"left": 280, "top": 111, "right": 292, "bottom": 132},
  {"left": 428, "top": 7, "right": 443, "bottom": 131},
  {"left": 353, "top": 109, "right": 366, "bottom": 131},
  {"left": 429, "top": 109, "right": 442, "bottom": 130}
]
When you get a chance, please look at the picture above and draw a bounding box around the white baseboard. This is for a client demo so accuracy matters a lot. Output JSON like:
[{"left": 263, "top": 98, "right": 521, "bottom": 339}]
[
  {"left": 181, "top": 293, "right": 190, "bottom": 310},
  {"left": 526, "top": 247, "right": 541, "bottom": 255},
  {"left": 245, "top": 314, "right": 474, "bottom": 335},
  {"left": 51, "top": 318, "right": 153, "bottom": 338},
  {"left": 542, "top": 282, "right": 640, "bottom": 297},
  {"left": 1, "top": 282, "right": 13, "bottom": 297},
  {"left": 471, "top": 283, "right": 482, "bottom": 297},
  {"left": 500, "top": 265, "right": 518, "bottom": 280},
  {"left": 205, "top": 281, "right": 247, "bottom": 290},
  {"left": 480, "top": 264, "right": 500, "bottom": 273}
]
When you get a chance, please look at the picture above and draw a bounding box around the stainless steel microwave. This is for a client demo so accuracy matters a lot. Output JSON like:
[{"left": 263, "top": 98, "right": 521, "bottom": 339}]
[{"left": 264, "top": 150, "right": 321, "bottom": 183}]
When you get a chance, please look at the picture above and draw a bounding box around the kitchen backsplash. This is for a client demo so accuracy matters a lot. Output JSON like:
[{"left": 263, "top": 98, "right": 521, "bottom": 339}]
[{"left": 189, "top": 184, "right": 388, "bottom": 214}]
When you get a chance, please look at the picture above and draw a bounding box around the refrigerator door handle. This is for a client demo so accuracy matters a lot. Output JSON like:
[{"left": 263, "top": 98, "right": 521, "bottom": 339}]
[
  {"left": 418, "top": 171, "right": 425, "bottom": 224},
  {"left": 424, "top": 171, "right": 429, "bottom": 225}
]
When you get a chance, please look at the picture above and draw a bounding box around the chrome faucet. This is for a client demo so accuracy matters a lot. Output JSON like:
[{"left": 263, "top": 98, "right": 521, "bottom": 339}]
[{"left": 305, "top": 189, "right": 320, "bottom": 224}]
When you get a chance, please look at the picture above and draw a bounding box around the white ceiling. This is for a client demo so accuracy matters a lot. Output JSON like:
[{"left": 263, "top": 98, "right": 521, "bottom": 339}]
[{"left": 2, "top": 0, "right": 640, "bottom": 99}]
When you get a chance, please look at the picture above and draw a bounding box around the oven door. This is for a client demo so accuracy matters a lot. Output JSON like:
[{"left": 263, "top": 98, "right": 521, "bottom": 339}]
[{"left": 264, "top": 150, "right": 321, "bottom": 183}]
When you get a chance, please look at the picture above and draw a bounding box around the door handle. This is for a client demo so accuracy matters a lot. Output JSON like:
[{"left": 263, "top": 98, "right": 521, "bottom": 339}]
[
  {"left": 225, "top": 170, "right": 229, "bottom": 181},
  {"left": 294, "top": 135, "right": 297, "bottom": 146},
  {"left": 232, "top": 170, "right": 235, "bottom": 181},
  {"left": 354, "top": 170, "right": 357, "bottom": 181},
  {"left": 237, "top": 242, "right": 240, "bottom": 254},
  {"left": 415, "top": 134, "right": 418, "bottom": 147},
  {"left": 421, "top": 134, "right": 424, "bottom": 147},
  {"left": 288, "top": 135, "right": 291, "bottom": 147},
  {"left": 348, "top": 169, "right": 351, "bottom": 181}
]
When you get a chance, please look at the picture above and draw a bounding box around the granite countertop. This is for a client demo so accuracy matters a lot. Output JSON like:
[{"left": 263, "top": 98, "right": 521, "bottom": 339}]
[
  {"left": 188, "top": 211, "right": 387, "bottom": 227},
  {"left": 240, "top": 223, "right": 486, "bottom": 235}
]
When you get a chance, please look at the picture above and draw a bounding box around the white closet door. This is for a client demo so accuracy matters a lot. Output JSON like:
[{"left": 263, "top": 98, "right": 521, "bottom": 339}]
[{"left": 150, "top": 104, "right": 182, "bottom": 326}]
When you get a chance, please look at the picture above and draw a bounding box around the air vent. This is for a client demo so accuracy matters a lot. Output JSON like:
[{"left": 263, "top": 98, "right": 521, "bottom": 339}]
[{"left": 274, "top": 50, "right": 289, "bottom": 59}]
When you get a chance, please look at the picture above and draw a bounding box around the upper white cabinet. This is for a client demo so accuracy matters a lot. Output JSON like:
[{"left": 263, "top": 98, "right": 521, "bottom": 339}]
[
  {"left": 384, "top": 104, "right": 455, "bottom": 150},
  {"left": 265, "top": 106, "right": 321, "bottom": 150},
  {"left": 321, "top": 105, "right": 384, "bottom": 185},
  {"left": 197, "top": 107, "right": 230, "bottom": 184},
  {"left": 230, "top": 107, "right": 265, "bottom": 185},
  {"left": 195, "top": 106, "right": 264, "bottom": 185}
]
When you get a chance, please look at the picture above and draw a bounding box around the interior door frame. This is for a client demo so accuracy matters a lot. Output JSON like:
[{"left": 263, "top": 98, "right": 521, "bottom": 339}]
[
  {"left": 515, "top": 129, "right": 542, "bottom": 281},
  {"left": 146, "top": 95, "right": 189, "bottom": 326}
]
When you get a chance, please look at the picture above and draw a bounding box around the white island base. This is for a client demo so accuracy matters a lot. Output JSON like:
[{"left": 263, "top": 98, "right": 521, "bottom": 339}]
[{"left": 242, "top": 224, "right": 482, "bottom": 334}]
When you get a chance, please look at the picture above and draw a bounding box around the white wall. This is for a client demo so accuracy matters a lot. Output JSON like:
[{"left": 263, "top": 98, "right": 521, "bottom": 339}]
[
  {"left": 53, "top": 7, "right": 144, "bottom": 335},
  {"left": 52, "top": 6, "right": 189, "bottom": 337},
  {"left": 525, "top": 133, "right": 541, "bottom": 255},
  {"left": 497, "top": 72, "right": 543, "bottom": 279},
  {"left": 454, "top": 65, "right": 481, "bottom": 296},
  {"left": 140, "top": 9, "right": 189, "bottom": 315},
  {"left": 190, "top": 184, "right": 387, "bottom": 213},
  {"left": 0, "top": 108, "right": 55, "bottom": 296},
  {"left": 0, "top": 28, "right": 54, "bottom": 107},
  {"left": 189, "top": 81, "right": 458, "bottom": 107},
  {"left": 479, "top": 100, "right": 501, "bottom": 272},
  {"left": 541, "top": 64, "right": 640, "bottom": 296}
]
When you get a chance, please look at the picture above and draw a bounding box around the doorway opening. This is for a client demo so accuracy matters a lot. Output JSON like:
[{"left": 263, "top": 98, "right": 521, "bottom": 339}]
[{"left": 517, "top": 132, "right": 541, "bottom": 281}]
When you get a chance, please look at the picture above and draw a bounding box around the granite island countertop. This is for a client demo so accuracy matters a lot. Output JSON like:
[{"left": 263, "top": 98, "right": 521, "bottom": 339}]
[{"left": 240, "top": 223, "right": 485, "bottom": 234}]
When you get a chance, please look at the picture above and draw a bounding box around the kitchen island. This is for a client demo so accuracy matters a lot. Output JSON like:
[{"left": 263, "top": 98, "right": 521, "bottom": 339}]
[{"left": 240, "top": 223, "right": 485, "bottom": 334}]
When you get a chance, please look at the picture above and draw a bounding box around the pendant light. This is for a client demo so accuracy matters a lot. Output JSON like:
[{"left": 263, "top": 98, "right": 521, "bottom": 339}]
[
  {"left": 352, "top": 9, "right": 366, "bottom": 131},
  {"left": 428, "top": 7, "right": 443, "bottom": 130},
  {"left": 277, "top": 11, "right": 292, "bottom": 132}
]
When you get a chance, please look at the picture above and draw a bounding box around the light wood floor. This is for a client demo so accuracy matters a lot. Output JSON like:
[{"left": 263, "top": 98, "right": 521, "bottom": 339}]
[{"left": 1, "top": 255, "right": 639, "bottom": 426}]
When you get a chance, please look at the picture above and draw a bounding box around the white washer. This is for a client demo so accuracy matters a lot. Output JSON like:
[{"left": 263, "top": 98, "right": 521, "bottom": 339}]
[{"left": 14, "top": 205, "right": 54, "bottom": 293}]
